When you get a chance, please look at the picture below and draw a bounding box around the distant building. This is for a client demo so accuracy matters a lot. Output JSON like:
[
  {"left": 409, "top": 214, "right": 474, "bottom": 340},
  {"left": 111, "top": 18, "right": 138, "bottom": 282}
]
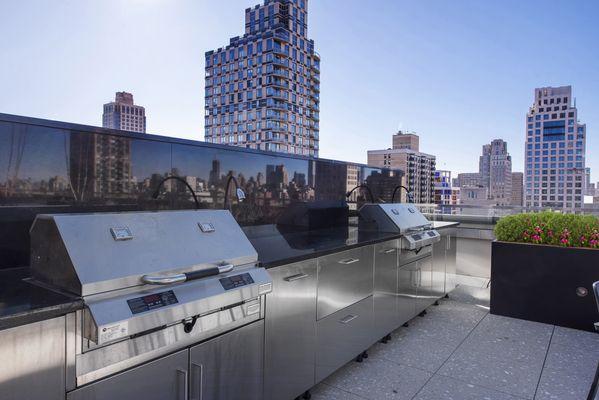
[
  {"left": 456, "top": 139, "right": 513, "bottom": 206},
  {"left": 525, "top": 86, "right": 586, "bottom": 210},
  {"left": 434, "top": 170, "right": 452, "bottom": 205},
  {"left": 456, "top": 172, "right": 483, "bottom": 187},
  {"left": 479, "top": 139, "right": 512, "bottom": 205},
  {"left": 392, "top": 131, "right": 419, "bottom": 150},
  {"left": 367, "top": 131, "right": 435, "bottom": 203},
  {"left": 102, "top": 91, "right": 146, "bottom": 133},
  {"left": 511, "top": 172, "right": 524, "bottom": 206},
  {"left": 204, "top": 0, "right": 320, "bottom": 157},
  {"left": 583, "top": 167, "right": 593, "bottom": 195},
  {"left": 459, "top": 186, "right": 492, "bottom": 206}
]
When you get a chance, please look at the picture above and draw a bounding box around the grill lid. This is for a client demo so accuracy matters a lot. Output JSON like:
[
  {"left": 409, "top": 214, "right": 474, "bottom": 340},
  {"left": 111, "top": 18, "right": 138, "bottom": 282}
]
[
  {"left": 358, "top": 203, "right": 432, "bottom": 234},
  {"left": 30, "top": 210, "right": 258, "bottom": 297}
]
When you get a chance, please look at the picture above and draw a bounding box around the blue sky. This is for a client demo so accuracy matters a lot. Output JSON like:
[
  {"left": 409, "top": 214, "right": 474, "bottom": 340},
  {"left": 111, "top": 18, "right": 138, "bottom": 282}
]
[{"left": 0, "top": 0, "right": 597, "bottom": 181}]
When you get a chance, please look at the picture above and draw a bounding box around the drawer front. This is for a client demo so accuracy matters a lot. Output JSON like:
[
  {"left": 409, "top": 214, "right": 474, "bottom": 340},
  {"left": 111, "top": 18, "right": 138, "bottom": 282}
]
[
  {"left": 315, "top": 296, "right": 374, "bottom": 382},
  {"left": 265, "top": 260, "right": 317, "bottom": 400},
  {"left": 317, "top": 246, "right": 374, "bottom": 319}
]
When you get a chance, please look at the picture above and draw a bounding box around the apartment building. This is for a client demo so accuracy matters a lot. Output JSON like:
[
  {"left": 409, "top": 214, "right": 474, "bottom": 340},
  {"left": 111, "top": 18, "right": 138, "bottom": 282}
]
[
  {"left": 204, "top": 0, "right": 320, "bottom": 157},
  {"left": 102, "top": 92, "right": 146, "bottom": 133},
  {"left": 367, "top": 131, "right": 436, "bottom": 203}
]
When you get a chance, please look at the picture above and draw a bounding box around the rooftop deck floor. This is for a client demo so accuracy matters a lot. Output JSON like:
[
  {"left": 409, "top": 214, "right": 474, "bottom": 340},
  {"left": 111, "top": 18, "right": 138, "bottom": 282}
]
[{"left": 310, "top": 283, "right": 599, "bottom": 400}]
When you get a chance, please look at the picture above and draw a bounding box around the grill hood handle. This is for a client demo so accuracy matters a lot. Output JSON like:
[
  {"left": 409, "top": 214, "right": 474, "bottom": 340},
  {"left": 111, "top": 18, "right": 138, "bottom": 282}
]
[{"left": 141, "top": 264, "right": 235, "bottom": 285}]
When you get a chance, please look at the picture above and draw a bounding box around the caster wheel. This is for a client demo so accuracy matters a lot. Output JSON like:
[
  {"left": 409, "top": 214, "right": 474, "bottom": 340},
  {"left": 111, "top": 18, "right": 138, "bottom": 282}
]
[
  {"left": 362, "top": 351, "right": 369, "bottom": 359},
  {"left": 403, "top": 322, "right": 409, "bottom": 327},
  {"left": 419, "top": 310, "right": 427, "bottom": 317},
  {"left": 356, "top": 355, "right": 364, "bottom": 363},
  {"left": 434, "top": 300, "right": 439, "bottom": 306},
  {"left": 302, "top": 390, "right": 312, "bottom": 399},
  {"left": 444, "top": 293, "right": 449, "bottom": 299}
]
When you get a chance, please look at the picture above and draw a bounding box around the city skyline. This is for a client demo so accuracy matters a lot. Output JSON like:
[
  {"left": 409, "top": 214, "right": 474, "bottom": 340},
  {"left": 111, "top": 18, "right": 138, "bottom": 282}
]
[{"left": 0, "top": 0, "right": 597, "bottom": 181}]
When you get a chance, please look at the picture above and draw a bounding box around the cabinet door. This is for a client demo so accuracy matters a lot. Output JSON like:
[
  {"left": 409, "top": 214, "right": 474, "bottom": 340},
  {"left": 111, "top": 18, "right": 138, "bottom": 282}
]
[
  {"left": 317, "top": 246, "right": 374, "bottom": 319},
  {"left": 374, "top": 240, "right": 399, "bottom": 339},
  {"left": 265, "top": 260, "right": 317, "bottom": 400},
  {"left": 445, "top": 229, "right": 458, "bottom": 293},
  {"left": 315, "top": 296, "right": 374, "bottom": 382},
  {"left": 67, "top": 349, "right": 188, "bottom": 400},
  {"left": 416, "top": 256, "right": 435, "bottom": 311},
  {"left": 397, "top": 263, "right": 417, "bottom": 323},
  {"left": 189, "top": 321, "right": 264, "bottom": 400},
  {"left": 0, "top": 317, "right": 66, "bottom": 400}
]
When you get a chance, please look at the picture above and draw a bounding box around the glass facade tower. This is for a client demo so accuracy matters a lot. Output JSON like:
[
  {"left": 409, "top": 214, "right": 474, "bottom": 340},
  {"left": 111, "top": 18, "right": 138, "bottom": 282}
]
[
  {"left": 204, "top": 0, "right": 320, "bottom": 157},
  {"left": 525, "top": 86, "right": 586, "bottom": 210}
]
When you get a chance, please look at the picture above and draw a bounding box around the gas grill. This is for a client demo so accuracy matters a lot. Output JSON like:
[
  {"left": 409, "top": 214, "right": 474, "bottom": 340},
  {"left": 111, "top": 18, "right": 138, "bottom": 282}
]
[
  {"left": 29, "top": 210, "right": 272, "bottom": 393},
  {"left": 358, "top": 203, "right": 440, "bottom": 250}
]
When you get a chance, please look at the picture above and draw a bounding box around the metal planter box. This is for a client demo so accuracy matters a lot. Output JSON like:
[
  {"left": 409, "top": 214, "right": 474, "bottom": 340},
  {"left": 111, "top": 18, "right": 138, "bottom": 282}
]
[{"left": 491, "top": 241, "right": 599, "bottom": 331}]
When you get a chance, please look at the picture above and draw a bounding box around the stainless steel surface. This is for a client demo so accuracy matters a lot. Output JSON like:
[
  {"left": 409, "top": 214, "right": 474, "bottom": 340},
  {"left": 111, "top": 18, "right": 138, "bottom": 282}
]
[
  {"left": 76, "top": 299, "right": 262, "bottom": 386},
  {"left": 444, "top": 228, "right": 458, "bottom": 293},
  {"left": 30, "top": 210, "right": 258, "bottom": 296},
  {"left": 82, "top": 265, "right": 270, "bottom": 345},
  {"left": 0, "top": 316, "right": 66, "bottom": 400},
  {"left": 189, "top": 320, "right": 264, "bottom": 400},
  {"left": 401, "top": 229, "right": 441, "bottom": 250},
  {"left": 315, "top": 296, "right": 374, "bottom": 382},
  {"left": 265, "top": 260, "right": 317, "bottom": 400},
  {"left": 317, "top": 246, "right": 374, "bottom": 320},
  {"left": 399, "top": 245, "right": 432, "bottom": 266},
  {"left": 373, "top": 240, "right": 400, "bottom": 340},
  {"left": 432, "top": 238, "right": 446, "bottom": 299},
  {"left": 457, "top": 236, "right": 492, "bottom": 279},
  {"left": 413, "top": 256, "right": 435, "bottom": 310},
  {"left": 28, "top": 208, "right": 271, "bottom": 399},
  {"left": 359, "top": 203, "right": 432, "bottom": 234},
  {"left": 67, "top": 349, "right": 189, "bottom": 400},
  {"left": 398, "top": 263, "right": 418, "bottom": 320}
]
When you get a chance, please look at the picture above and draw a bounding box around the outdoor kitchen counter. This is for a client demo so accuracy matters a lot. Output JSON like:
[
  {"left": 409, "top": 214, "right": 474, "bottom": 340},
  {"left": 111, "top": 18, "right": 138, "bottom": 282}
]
[
  {"left": 0, "top": 267, "right": 82, "bottom": 331},
  {"left": 243, "top": 220, "right": 459, "bottom": 269}
]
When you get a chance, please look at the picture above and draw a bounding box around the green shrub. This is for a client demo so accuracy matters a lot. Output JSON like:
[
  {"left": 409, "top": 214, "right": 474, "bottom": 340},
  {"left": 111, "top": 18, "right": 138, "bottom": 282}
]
[{"left": 494, "top": 212, "right": 599, "bottom": 248}]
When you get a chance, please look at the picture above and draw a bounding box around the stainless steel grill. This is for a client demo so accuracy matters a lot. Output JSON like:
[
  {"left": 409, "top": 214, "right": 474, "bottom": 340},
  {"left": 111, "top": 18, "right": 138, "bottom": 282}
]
[
  {"left": 358, "top": 203, "right": 440, "bottom": 250},
  {"left": 30, "top": 210, "right": 272, "bottom": 389}
]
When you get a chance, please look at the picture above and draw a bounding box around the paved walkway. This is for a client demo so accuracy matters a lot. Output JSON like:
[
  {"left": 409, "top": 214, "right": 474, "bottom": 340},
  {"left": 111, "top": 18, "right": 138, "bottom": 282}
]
[{"left": 310, "top": 284, "right": 599, "bottom": 400}]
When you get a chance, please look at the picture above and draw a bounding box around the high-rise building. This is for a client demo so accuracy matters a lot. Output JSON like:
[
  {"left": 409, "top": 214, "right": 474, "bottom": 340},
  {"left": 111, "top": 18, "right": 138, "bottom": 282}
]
[
  {"left": 525, "top": 86, "right": 586, "bottom": 210},
  {"left": 204, "top": 0, "right": 320, "bottom": 157},
  {"left": 481, "top": 139, "right": 512, "bottom": 205},
  {"left": 457, "top": 139, "right": 512, "bottom": 206},
  {"left": 367, "top": 131, "right": 436, "bottom": 203},
  {"left": 511, "top": 172, "right": 523, "bottom": 206},
  {"left": 102, "top": 92, "right": 146, "bottom": 133}
]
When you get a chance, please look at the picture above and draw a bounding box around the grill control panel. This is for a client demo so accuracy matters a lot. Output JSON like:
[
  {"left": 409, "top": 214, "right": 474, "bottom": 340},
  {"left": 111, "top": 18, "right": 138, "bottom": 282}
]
[
  {"left": 127, "top": 290, "right": 179, "bottom": 314},
  {"left": 220, "top": 273, "right": 254, "bottom": 290}
]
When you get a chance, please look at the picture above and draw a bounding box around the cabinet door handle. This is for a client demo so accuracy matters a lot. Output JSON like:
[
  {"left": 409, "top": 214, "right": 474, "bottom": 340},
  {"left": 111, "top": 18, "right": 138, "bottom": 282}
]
[
  {"left": 176, "top": 369, "right": 189, "bottom": 400},
  {"left": 339, "top": 314, "right": 358, "bottom": 324},
  {"left": 338, "top": 258, "right": 359, "bottom": 265},
  {"left": 190, "top": 363, "right": 203, "bottom": 400},
  {"left": 284, "top": 273, "right": 309, "bottom": 282},
  {"left": 382, "top": 248, "right": 396, "bottom": 254}
]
